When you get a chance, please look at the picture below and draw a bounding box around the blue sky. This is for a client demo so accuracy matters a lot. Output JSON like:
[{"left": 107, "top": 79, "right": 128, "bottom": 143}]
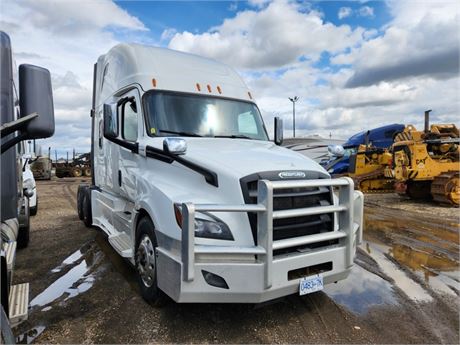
[
  {"left": 117, "top": 1, "right": 392, "bottom": 38},
  {"left": 2, "top": 0, "right": 458, "bottom": 157}
]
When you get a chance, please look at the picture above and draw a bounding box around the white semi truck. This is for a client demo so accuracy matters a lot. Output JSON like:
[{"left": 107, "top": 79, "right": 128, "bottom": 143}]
[
  {"left": 78, "top": 43, "right": 364, "bottom": 304},
  {"left": 1, "top": 31, "right": 55, "bottom": 341}
]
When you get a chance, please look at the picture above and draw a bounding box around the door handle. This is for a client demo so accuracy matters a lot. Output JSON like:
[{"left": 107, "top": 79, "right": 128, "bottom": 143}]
[{"left": 118, "top": 170, "right": 122, "bottom": 187}]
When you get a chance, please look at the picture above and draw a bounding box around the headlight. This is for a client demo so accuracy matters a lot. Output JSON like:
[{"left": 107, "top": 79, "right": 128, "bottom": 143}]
[{"left": 174, "top": 204, "right": 234, "bottom": 241}]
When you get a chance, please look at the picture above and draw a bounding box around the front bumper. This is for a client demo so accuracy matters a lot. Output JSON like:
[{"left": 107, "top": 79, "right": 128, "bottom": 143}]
[
  {"left": 157, "top": 177, "right": 363, "bottom": 303},
  {"left": 157, "top": 245, "right": 352, "bottom": 303}
]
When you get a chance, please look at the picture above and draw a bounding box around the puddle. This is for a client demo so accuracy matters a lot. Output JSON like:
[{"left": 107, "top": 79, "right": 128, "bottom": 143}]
[
  {"left": 51, "top": 249, "right": 83, "bottom": 273},
  {"left": 363, "top": 241, "right": 433, "bottom": 302},
  {"left": 390, "top": 243, "right": 459, "bottom": 296},
  {"left": 30, "top": 244, "right": 103, "bottom": 310},
  {"left": 16, "top": 325, "right": 46, "bottom": 344},
  {"left": 30, "top": 260, "right": 96, "bottom": 308},
  {"left": 324, "top": 264, "right": 398, "bottom": 314}
]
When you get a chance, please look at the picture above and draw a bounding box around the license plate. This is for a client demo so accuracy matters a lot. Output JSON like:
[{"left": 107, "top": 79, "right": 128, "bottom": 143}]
[{"left": 299, "top": 274, "right": 324, "bottom": 295}]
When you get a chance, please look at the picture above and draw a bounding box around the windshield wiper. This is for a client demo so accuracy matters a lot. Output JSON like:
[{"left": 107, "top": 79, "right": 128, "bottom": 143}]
[
  {"left": 214, "top": 135, "right": 254, "bottom": 140},
  {"left": 159, "top": 129, "right": 202, "bottom": 137}
]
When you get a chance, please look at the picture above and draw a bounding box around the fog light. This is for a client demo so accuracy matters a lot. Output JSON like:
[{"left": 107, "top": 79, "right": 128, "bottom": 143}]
[{"left": 202, "top": 270, "right": 229, "bottom": 289}]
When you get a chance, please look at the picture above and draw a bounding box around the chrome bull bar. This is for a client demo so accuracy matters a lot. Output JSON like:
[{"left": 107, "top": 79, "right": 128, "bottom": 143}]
[{"left": 181, "top": 177, "right": 356, "bottom": 288}]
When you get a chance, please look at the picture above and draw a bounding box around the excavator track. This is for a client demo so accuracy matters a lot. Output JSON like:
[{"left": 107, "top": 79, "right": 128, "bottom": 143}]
[
  {"left": 351, "top": 167, "right": 394, "bottom": 193},
  {"left": 431, "top": 171, "right": 460, "bottom": 207}
]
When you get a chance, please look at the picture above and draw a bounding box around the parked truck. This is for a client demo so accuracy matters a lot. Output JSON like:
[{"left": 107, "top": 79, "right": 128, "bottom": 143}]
[
  {"left": 77, "top": 43, "right": 364, "bottom": 305},
  {"left": 31, "top": 155, "right": 53, "bottom": 180},
  {"left": 1, "top": 31, "right": 55, "bottom": 340},
  {"left": 55, "top": 152, "right": 91, "bottom": 178}
]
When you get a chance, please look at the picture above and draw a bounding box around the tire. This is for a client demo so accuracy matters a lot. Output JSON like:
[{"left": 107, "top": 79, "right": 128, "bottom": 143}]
[
  {"left": 82, "top": 188, "right": 92, "bottom": 228},
  {"left": 135, "top": 217, "right": 168, "bottom": 306},
  {"left": 18, "top": 198, "right": 30, "bottom": 249},
  {"left": 77, "top": 185, "right": 88, "bottom": 221},
  {"left": 30, "top": 205, "right": 37, "bottom": 216},
  {"left": 83, "top": 168, "right": 91, "bottom": 177},
  {"left": 72, "top": 168, "right": 82, "bottom": 178},
  {"left": 30, "top": 197, "right": 38, "bottom": 216}
]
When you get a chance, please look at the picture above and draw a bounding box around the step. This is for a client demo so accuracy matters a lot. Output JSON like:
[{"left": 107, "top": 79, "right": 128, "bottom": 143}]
[
  {"left": 9, "top": 283, "right": 29, "bottom": 327},
  {"left": 4, "top": 241, "right": 17, "bottom": 271},
  {"left": 108, "top": 233, "right": 133, "bottom": 258}
]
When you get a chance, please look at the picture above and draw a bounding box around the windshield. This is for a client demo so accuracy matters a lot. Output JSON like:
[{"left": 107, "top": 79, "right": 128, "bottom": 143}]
[{"left": 144, "top": 92, "right": 268, "bottom": 140}]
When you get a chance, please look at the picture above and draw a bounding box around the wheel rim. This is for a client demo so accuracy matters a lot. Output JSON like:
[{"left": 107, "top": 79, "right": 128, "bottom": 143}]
[{"left": 136, "top": 235, "right": 156, "bottom": 287}]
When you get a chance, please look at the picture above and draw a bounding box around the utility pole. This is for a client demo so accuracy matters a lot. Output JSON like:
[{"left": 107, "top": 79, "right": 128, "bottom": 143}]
[{"left": 288, "top": 96, "right": 299, "bottom": 138}]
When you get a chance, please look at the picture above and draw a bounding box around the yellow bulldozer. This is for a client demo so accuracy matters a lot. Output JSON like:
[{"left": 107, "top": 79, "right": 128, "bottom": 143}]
[
  {"left": 390, "top": 110, "right": 460, "bottom": 206},
  {"left": 347, "top": 144, "right": 394, "bottom": 193}
]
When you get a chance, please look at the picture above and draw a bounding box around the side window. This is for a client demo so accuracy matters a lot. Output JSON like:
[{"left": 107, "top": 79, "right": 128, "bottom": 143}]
[
  {"left": 121, "top": 98, "right": 138, "bottom": 142},
  {"left": 238, "top": 112, "right": 258, "bottom": 134},
  {"left": 98, "top": 119, "right": 103, "bottom": 148},
  {"left": 101, "top": 64, "right": 109, "bottom": 92}
]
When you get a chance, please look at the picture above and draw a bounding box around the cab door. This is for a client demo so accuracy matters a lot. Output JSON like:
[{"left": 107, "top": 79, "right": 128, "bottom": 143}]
[{"left": 116, "top": 88, "right": 142, "bottom": 201}]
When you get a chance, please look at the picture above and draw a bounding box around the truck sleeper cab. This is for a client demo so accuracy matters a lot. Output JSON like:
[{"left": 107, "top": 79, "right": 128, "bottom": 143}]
[{"left": 79, "top": 43, "right": 364, "bottom": 304}]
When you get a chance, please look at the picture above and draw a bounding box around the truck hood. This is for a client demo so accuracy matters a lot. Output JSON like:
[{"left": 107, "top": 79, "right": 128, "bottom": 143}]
[{"left": 177, "top": 138, "right": 329, "bottom": 179}]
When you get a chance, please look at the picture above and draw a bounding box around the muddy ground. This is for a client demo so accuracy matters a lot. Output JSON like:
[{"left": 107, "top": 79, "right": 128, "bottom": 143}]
[{"left": 12, "top": 179, "right": 459, "bottom": 344}]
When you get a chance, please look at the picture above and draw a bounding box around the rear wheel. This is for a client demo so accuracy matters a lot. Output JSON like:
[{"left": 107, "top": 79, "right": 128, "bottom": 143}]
[
  {"left": 82, "top": 188, "right": 92, "bottom": 227},
  {"left": 72, "top": 168, "right": 82, "bottom": 177},
  {"left": 135, "top": 217, "right": 167, "bottom": 306},
  {"left": 77, "top": 185, "right": 88, "bottom": 221},
  {"left": 83, "top": 167, "right": 91, "bottom": 177}
]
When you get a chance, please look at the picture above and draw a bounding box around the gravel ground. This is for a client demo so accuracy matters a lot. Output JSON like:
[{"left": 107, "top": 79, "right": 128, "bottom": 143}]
[{"left": 11, "top": 179, "right": 460, "bottom": 344}]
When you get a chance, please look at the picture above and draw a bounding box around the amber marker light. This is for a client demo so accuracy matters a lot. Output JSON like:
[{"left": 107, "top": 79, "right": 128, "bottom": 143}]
[
  {"left": 152, "top": 78, "right": 157, "bottom": 87},
  {"left": 217, "top": 86, "right": 222, "bottom": 94},
  {"left": 196, "top": 83, "right": 201, "bottom": 91},
  {"left": 207, "top": 84, "right": 212, "bottom": 93},
  {"left": 248, "top": 91, "right": 252, "bottom": 99},
  {"left": 174, "top": 204, "right": 183, "bottom": 228}
]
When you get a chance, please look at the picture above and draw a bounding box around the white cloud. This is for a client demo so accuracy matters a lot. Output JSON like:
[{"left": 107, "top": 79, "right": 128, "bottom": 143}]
[
  {"left": 334, "top": 1, "right": 459, "bottom": 87},
  {"left": 161, "top": 28, "right": 177, "bottom": 41},
  {"left": 358, "top": 6, "right": 374, "bottom": 18},
  {"left": 338, "top": 7, "right": 352, "bottom": 20},
  {"left": 168, "top": 0, "right": 364, "bottom": 70},
  {"left": 0, "top": 0, "right": 148, "bottom": 156}
]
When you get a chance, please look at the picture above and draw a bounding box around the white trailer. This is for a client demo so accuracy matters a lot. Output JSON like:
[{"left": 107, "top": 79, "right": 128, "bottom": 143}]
[{"left": 79, "top": 43, "right": 364, "bottom": 304}]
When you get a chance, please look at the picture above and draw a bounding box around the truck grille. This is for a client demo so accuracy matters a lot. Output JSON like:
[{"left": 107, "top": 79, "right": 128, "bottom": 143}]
[{"left": 240, "top": 171, "right": 335, "bottom": 251}]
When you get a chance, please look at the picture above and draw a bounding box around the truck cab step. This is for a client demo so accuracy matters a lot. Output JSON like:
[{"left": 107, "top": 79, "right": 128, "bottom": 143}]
[
  {"left": 9, "top": 283, "right": 29, "bottom": 327},
  {"left": 108, "top": 233, "right": 133, "bottom": 258},
  {"left": 3, "top": 240, "right": 16, "bottom": 271}
]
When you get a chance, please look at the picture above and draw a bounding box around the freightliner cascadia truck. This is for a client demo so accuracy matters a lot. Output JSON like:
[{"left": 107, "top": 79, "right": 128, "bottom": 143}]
[{"left": 78, "top": 43, "right": 364, "bottom": 305}]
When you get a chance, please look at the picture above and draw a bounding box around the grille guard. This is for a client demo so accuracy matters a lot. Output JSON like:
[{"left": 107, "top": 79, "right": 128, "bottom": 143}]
[{"left": 181, "top": 177, "right": 362, "bottom": 289}]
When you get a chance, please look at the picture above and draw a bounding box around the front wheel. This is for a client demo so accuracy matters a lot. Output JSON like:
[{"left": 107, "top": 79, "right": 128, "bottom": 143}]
[
  {"left": 30, "top": 197, "right": 38, "bottom": 216},
  {"left": 135, "top": 217, "right": 167, "bottom": 306}
]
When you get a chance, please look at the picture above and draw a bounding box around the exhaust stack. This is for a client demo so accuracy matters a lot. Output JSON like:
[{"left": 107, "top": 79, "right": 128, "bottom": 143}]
[{"left": 424, "top": 109, "right": 432, "bottom": 133}]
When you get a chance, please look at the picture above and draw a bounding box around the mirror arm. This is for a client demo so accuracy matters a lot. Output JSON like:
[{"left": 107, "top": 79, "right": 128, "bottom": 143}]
[
  {"left": 1, "top": 132, "right": 27, "bottom": 154},
  {"left": 0, "top": 112, "right": 38, "bottom": 138}
]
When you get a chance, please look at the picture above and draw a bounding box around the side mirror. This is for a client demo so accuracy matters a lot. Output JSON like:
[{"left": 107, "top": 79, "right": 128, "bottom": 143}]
[
  {"left": 163, "top": 137, "right": 187, "bottom": 155},
  {"left": 103, "top": 103, "right": 118, "bottom": 138},
  {"left": 19, "top": 64, "right": 55, "bottom": 139},
  {"left": 274, "top": 117, "right": 283, "bottom": 146},
  {"left": 328, "top": 145, "right": 345, "bottom": 157}
]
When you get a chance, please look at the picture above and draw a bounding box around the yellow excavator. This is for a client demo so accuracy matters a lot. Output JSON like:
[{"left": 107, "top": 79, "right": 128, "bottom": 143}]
[{"left": 390, "top": 110, "right": 460, "bottom": 206}]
